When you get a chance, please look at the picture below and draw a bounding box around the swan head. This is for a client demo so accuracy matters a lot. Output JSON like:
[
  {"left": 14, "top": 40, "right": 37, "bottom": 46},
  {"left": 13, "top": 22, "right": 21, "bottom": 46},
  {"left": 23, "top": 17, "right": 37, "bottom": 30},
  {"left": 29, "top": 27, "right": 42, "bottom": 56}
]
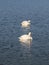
[{"left": 28, "top": 20, "right": 30, "bottom": 23}]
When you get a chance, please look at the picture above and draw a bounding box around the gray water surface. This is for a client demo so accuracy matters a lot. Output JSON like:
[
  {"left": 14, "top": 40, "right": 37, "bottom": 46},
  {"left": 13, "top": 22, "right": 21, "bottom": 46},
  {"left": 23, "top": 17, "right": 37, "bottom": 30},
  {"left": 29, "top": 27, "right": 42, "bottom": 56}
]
[{"left": 0, "top": 0, "right": 49, "bottom": 65}]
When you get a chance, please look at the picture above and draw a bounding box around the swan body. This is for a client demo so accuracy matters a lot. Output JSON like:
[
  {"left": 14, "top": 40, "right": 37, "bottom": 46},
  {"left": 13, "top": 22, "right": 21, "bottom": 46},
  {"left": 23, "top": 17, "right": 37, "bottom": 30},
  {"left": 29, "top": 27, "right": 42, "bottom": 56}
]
[
  {"left": 19, "top": 32, "right": 32, "bottom": 43},
  {"left": 21, "top": 20, "right": 31, "bottom": 28}
]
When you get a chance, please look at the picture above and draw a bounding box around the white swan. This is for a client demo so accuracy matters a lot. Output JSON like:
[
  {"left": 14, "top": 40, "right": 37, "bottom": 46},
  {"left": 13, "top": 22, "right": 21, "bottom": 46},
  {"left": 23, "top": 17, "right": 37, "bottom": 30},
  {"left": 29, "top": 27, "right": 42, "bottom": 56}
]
[
  {"left": 21, "top": 20, "right": 31, "bottom": 28},
  {"left": 18, "top": 32, "right": 32, "bottom": 44}
]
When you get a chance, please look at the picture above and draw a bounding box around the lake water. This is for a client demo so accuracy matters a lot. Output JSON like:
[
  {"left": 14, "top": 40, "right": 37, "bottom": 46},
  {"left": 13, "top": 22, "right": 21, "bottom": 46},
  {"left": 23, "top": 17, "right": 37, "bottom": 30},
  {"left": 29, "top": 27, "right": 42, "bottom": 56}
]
[{"left": 0, "top": 0, "right": 49, "bottom": 65}]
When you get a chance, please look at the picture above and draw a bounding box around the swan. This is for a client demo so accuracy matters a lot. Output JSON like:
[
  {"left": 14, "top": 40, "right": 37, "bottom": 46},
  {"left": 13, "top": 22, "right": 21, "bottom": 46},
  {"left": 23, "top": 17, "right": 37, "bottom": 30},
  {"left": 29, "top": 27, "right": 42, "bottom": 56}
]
[
  {"left": 21, "top": 20, "right": 31, "bottom": 28},
  {"left": 18, "top": 32, "right": 32, "bottom": 44}
]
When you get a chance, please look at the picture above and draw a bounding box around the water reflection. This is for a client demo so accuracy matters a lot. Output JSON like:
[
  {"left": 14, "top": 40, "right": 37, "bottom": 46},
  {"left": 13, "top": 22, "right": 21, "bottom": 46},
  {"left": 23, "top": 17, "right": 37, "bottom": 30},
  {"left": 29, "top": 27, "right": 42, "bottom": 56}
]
[
  {"left": 21, "top": 26, "right": 30, "bottom": 32},
  {"left": 20, "top": 42, "right": 32, "bottom": 65}
]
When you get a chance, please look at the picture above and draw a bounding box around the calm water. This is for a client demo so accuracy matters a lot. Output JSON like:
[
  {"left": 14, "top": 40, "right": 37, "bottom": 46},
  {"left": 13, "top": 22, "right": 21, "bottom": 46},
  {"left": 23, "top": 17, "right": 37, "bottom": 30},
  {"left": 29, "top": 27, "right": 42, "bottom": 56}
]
[{"left": 0, "top": 0, "right": 49, "bottom": 65}]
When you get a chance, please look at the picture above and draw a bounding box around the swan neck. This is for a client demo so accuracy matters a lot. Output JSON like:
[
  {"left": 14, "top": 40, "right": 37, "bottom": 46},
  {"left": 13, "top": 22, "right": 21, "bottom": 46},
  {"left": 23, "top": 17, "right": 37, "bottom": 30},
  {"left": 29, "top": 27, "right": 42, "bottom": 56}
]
[{"left": 28, "top": 32, "right": 31, "bottom": 36}]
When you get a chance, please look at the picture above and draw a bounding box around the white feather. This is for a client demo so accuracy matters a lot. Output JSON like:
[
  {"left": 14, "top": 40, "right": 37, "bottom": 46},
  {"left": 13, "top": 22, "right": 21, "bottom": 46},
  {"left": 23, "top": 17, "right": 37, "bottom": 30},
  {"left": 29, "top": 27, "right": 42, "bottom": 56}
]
[{"left": 21, "top": 20, "right": 31, "bottom": 28}]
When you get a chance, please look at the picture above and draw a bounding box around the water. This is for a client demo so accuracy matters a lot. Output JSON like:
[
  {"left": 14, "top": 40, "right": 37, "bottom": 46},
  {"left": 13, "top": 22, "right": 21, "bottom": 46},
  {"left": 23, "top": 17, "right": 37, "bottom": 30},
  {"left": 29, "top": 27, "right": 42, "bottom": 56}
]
[{"left": 0, "top": 0, "right": 49, "bottom": 65}]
